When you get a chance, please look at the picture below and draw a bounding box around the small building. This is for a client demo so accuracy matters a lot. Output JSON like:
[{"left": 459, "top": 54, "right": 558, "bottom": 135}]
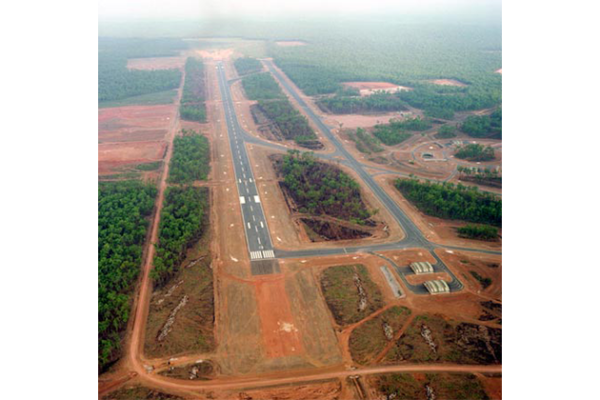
[
  {"left": 424, "top": 280, "right": 450, "bottom": 295},
  {"left": 410, "top": 261, "right": 434, "bottom": 275}
]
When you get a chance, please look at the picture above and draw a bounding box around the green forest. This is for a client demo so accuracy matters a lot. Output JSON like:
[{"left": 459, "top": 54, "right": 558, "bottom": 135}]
[
  {"left": 98, "top": 181, "right": 157, "bottom": 371},
  {"left": 258, "top": 100, "right": 318, "bottom": 144},
  {"left": 460, "top": 108, "right": 502, "bottom": 138},
  {"left": 180, "top": 58, "right": 207, "bottom": 122},
  {"left": 395, "top": 177, "right": 501, "bottom": 226},
  {"left": 268, "top": 22, "right": 501, "bottom": 118},
  {"left": 98, "top": 38, "right": 185, "bottom": 103},
  {"left": 242, "top": 73, "right": 286, "bottom": 100},
  {"left": 457, "top": 166, "right": 502, "bottom": 187},
  {"left": 436, "top": 124, "right": 458, "bottom": 139},
  {"left": 457, "top": 224, "right": 499, "bottom": 240},
  {"left": 239, "top": 69, "right": 318, "bottom": 147},
  {"left": 277, "top": 151, "right": 372, "bottom": 224},
  {"left": 348, "top": 128, "right": 384, "bottom": 154},
  {"left": 151, "top": 187, "right": 209, "bottom": 288},
  {"left": 317, "top": 91, "right": 408, "bottom": 114},
  {"left": 234, "top": 57, "right": 263, "bottom": 76},
  {"left": 370, "top": 118, "right": 429, "bottom": 146},
  {"left": 168, "top": 130, "right": 211, "bottom": 184},
  {"left": 455, "top": 143, "right": 496, "bottom": 161}
]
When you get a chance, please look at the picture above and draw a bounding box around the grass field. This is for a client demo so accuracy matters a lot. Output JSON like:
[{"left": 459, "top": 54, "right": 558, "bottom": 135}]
[
  {"left": 349, "top": 306, "right": 412, "bottom": 365},
  {"left": 320, "top": 264, "right": 384, "bottom": 326},
  {"left": 384, "top": 314, "right": 501, "bottom": 364},
  {"left": 372, "top": 372, "right": 489, "bottom": 400}
]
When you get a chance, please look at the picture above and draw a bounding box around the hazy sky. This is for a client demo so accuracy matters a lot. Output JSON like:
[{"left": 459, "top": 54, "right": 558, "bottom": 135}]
[{"left": 98, "top": 0, "right": 500, "bottom": 20}]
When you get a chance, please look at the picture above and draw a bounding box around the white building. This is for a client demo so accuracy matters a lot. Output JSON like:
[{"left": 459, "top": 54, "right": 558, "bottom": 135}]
[
  {"left": 410, "top": 261, "right": 434, "bottom": 275},
  {"left": 424, "top": 280, "right": 450, "bottom": 295}
]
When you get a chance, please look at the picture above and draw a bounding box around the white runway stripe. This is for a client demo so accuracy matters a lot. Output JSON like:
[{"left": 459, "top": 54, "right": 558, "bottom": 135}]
[{"left": 262, "top": 250, "right": 275, "bottom": 259}]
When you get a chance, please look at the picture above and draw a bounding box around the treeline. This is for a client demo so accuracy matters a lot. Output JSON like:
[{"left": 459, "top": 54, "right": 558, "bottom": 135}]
[
  {"left": 317, "top": 91, "right": 408, "bottom": 114},
  {"left": 455, "top": 143, "right": 496, "bottom": 161},
  {"left": 371, "top": 118, "right": 429, "bottom": 146},
  {"left": 98, "top": 38, "right": 185, "bottom": 103},
  {"left": 278, "top": 151, "right": 372, "bottom": 224},
  {"left": 460, "top": 108, "right": 502, "bottom": 138},
  {"left": 168, "top": 130, "right": 210, "bottom": 184},
  {"left": 425, "top": 107, "right": 455, "bottom": 120},
  {"left": 436, "top": 124, "right": 458, "bottom": 138},
  {"left": 239, "top": 70, "right": 319, "bottom": 147},
  {"left": 399, "top": 84, "right": 500, "bottom": 117},
  {"left": 151, "top": 187, "right": 209, "bottom": 287},
  {"left": 457, "top": 224, "right": 499, "bottom": 241},
  {"left": 242, "top": 73, "right": 286, "bottom": 100},
  {"left": 234, "top": 57, "right": 263, "bottom": 76},
  {"left": 98, "top": 37, "right": 187, "bottom": 58},
  {"left": 98, "top": 181, "right": 157, "bottom": 371},
  {"left": 98, "top": 53, "right": 181, "bottom": 103},
  {"left": 180, "top": 58, "right": 207, "bottom": 122},
  {"left": 258, "top": 99, "right": 318, "bottom": 145},
  {"left": 395, "top": 177, "right": 501, "bottom": 226},
  {"left": 348, "top": 128, "right": 384, "bottom": 154},
  {"left": 457, "top": 166, "right": 502, "bottom": 188},
  {"left": 271, "top": 23, "right": 501, "bottom": 117}
]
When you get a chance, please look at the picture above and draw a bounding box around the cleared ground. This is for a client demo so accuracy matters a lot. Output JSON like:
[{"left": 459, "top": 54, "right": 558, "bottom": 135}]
[
  {"left": 428, "top": 78, "right": 468, "bottom": 87},
  {"left": 342, "top": 81, "right": 412, "bottom": 97},
  {"left": 127, "top": 57, "right": 186, "bottom": 70},
  {"left": 98, "top": 104, "right": 177, "bottom": 176}
]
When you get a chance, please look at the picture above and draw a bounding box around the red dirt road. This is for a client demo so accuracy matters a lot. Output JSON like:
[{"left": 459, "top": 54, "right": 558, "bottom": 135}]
[{"left": 122, "top": 70, "right": 185, "bottom": 377}]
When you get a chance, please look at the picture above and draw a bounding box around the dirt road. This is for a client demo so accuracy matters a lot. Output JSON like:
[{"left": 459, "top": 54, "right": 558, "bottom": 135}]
[{"left": 123, "top": 69, "right": 185, "bottom": 374}]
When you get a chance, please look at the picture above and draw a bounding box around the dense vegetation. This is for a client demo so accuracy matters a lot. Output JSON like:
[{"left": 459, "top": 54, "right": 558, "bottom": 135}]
[
  {"left": 240, "top": 70, "right": 319, "bottom": 147},
  {"left": 98, "top": 38, "right": 185, "bottom": 103},
  {"left": 425, "top": 106, "right": 455, "bottom": 120},
  {"left": 277, "top": 151, "right": 373, "bottom": 224},
  {"left": 234, "top": 57, "right": 263, "bottom": 76},
  {"left": 168, "top": 130, "right": 210, "bottom": 184},
  {"left": 457, "top": 165, "right": 502, "bottom": 187},
  {"left": 98, "top": 181, "right": 157, "bottom": 371},
  {"left": 317, "top": 91, "right": 408, "bottom": 114},
  {"left": 180, "top": 58, "right": 207, "bottom": 122},
  {"left": 348, "top": 128, "right": 383, "bottom": 154},
  {"left": 151, "top": 187, "right": 209, "bottom": 287},
  {"left": 258, "top": 100, "right": 318, "bottom": 145},
  {"left": 370, "top": 118, "right": 429, "bottom": 146},
  {"left": 395, "top": 177, "right": 501, "bottom": 226},
  {"left": 460, "top": 108, "right": 502, "bottom": 138},
  {"left": 241, "top": 72, "right": 286, "bottom": 100},
  {"left": 436, "top": 124, "right": 458, "bottom": 139},
  {"left": 269, "top": 22, "right": 501, "bottom": 118},
  {"left": 455, "top": 143, "right": 496, "bottom": 161},
  {"left": 457, "top": 224, "right": 499, "bottom": 240}
]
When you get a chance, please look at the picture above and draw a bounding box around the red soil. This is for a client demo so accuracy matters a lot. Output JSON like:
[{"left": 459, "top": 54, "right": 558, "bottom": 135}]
[
  {"left": 343, "top": 81, "right": 411, "bottom": 97},
  {"left": 126, "top": 57, "right": 185, "bottom": 71},
  {"left": 429, "top": 79, "right": 468, "bottom": 87},
  {"left": 98, "top": 105, "right": 176, "bottom": 174},
  {"left": 254, "top": 277, "right": 304, "bottom": 358}
]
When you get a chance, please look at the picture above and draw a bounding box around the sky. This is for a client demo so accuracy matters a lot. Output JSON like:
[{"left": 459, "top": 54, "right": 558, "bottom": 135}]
[{"left": 98, "top": 0, "right": 500, "bottom": 20}]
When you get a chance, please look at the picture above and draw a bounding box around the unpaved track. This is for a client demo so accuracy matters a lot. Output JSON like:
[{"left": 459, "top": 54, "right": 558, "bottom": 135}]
[
  {"left": 121, "top": 70, "right": 185, "bottom": 379},
  {"left": 124, "top": 363, "right": 502, "bottom": 393}
]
